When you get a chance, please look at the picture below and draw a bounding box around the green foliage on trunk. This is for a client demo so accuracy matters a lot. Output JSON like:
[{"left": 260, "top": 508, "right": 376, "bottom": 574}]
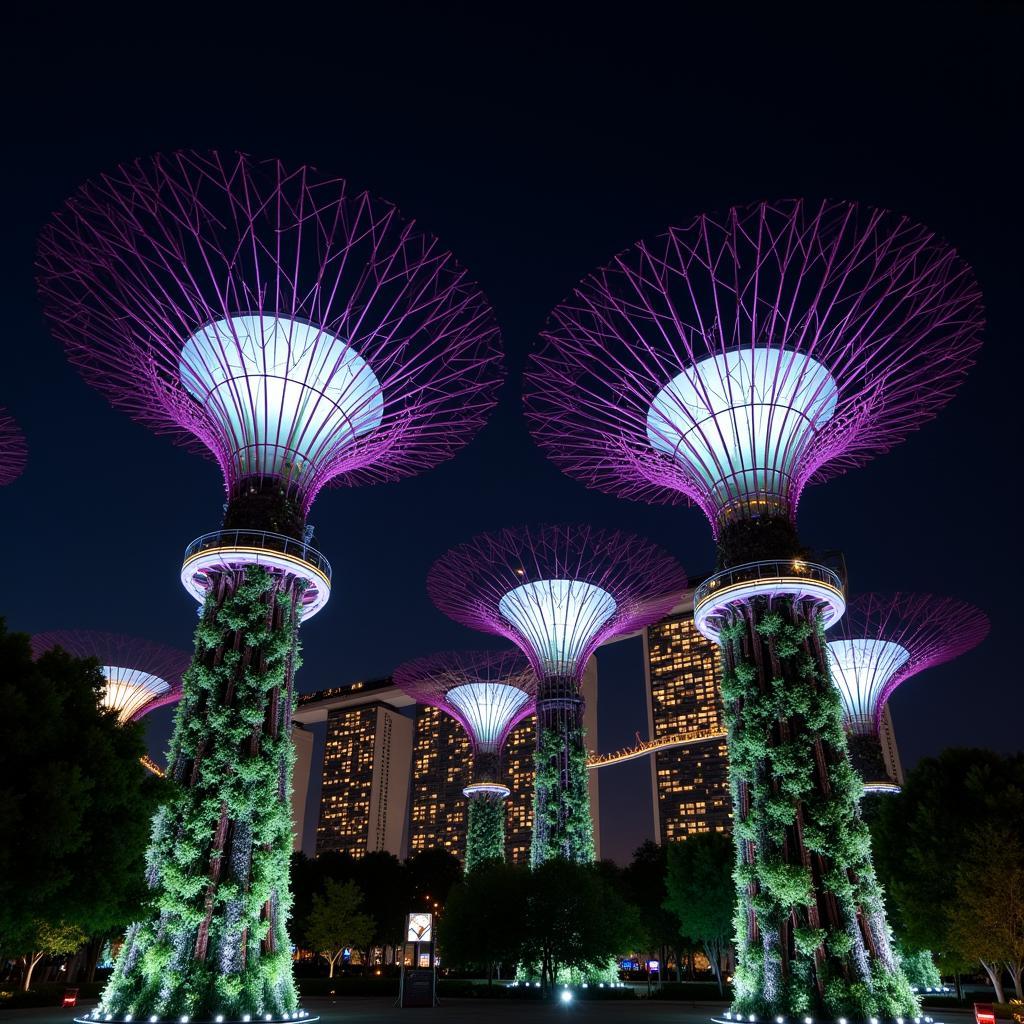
[
  {"left": 465, "top": 797, "right": 505, "bottom": 873},
  {"left": 100, "top": 568, "right": 302, "bottom": 1020},
  {"left": 721, "top": 603, "right": 917, "bottom": 1020},
  {"left": 530, "top": 726, "right": 594, "bottom": 865}
]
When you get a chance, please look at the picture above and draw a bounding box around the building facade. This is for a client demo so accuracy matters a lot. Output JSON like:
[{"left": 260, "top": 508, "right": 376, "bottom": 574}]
[
  {"left": 298, "top": 680, "right": 415, "bottom": 859},
  {"left": 643, "top": 598, "right": 732, "bottom": 841}
]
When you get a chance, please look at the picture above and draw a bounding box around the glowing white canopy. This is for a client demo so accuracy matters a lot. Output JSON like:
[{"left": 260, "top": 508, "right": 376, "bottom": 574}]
[
  {"left": 447, "top": 681, "right": 531, "bottom": 752},
  {"left": 498, "top": 578, "right": 617, "bottom": 677},
  {"left": 647, "top": 348, "right": 838, "bottom": 513},
  {"left": 826, "top": 638, "right": 911, "bottom": 734},
  {"left": 180, "top": 314, "right": 384, "bottom": 484},
  {"left": 102, "top": 665, "right": 173, "bottom": 724}
]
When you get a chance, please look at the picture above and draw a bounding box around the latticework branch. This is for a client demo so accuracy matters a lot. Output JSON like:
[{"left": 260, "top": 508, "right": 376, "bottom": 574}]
[
  {"left": 827, "top": 593, "right": 988, "bottom": 732},
  {"left": 31, "top": 630, "right": 190, "bottom": 722},
  {"left": 0, "top": 408, "right": 27, "bottom": 485},
  {"left": 38, "top": 151, "right": 504, "bottom": 513},
  {"left": 427, "top": 524, "right": 687, "bottom": 682},
  {"left": 525, "top": 199, "right": 983, "bottom": 533},
  {"left": 393, "top": 649, "right": 536, "bottom": 752}
]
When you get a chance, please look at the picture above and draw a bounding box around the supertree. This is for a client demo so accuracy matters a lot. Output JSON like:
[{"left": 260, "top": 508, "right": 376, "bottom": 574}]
[
  {"left": 393, "top": 649, "right": 536, "bottom": 871},
  {"left": 31, "top": 630, "right": 190, "bottom": 724},
  {"left": 827, "top": 593, "right": 988, "bottom": 793},
  {"left": 0, "top": 408, "right": 27, "bottom": 485},
  {"left": 37, "top": 151, "right": 503, "bottom": 1022},
  {"left": 524, "top": 200, "right": 983, "bottom": 1019},
  {"left": 427, "top": 524, "right": 686, "bottom": 864}
]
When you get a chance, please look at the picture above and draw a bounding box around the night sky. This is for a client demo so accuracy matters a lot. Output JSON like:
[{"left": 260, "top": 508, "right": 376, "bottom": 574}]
[{"left": 3, "top": 10, "right": 1020, "bottom": 864}]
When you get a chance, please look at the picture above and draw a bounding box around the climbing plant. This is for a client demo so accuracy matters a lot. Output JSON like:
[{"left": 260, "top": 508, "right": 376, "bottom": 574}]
[
  {"left": 465, "top": 796, "right": 506, "bottom": 873},
  {"left": 100, "top": 567, "right": 303, "bottom": 1020},
  {"left": 721, "top": 603, "right": 917, "bottom": 1020},
  {"left": 530, "top": 725, "right": 594, "bottom": 866}
]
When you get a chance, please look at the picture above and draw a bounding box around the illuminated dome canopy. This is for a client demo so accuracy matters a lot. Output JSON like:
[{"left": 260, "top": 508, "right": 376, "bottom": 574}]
[
  {"left": 827, "top": 593, "right": 989, "bottom": 732},
  {"left": 31, "top": 630, "right": 190, "bottom": 724},
  {"left": 393, "top": 649, "right": 535, "bottom": 752},
  {"left": 0, "top": 408, "right": 27, "bottom": 486},
  {"left": 497, "top": 579, "right": 617, "bottom": 678},
  {"left": 37, "top": 150, "right": 504, "bottom": 513},
  {"left": 427, "top": 524, "right": 687, "bottom": 682},
  {"left": 826, "top": 638, "right": 911, "bottom": 734},
  {"left": 647, "top": 348, "right": 838, "bottom": 518},
  {"left": 525, "top": 199, "right": 984, "bottom": 533},
  {"left": 179, "top": 315, "right": 383, "bottom": 487}
]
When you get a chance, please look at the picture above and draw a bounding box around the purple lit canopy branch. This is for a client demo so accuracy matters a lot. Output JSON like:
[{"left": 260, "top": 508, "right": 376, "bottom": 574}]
[
  {"left": 827, "top": 593, "right": 989, "bottom": 734},
  {"left": 36, "top": 150, "right": 504, "bottom": 516},
  {"left": 0, "top": 408, "right": 27, "bottom": 486},
  {"left": 393, "top": 649, "right": 536, "bottom": 757},
  {"left": 525, "top": 199, "right": 984, "bottom": 534},
  {"left": 426, "top": 524, "right": 688, "bottom": 682},
  {"left": 31, "top": 630, "right": 190, "bottom": 724}
]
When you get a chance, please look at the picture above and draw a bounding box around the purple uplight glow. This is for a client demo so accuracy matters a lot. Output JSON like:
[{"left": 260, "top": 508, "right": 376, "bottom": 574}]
[
  {"left": 426, "top": 524, "right": 687, "bottom": 682},
  {"left": 393, "top": 649, "right": 536, "bottom": 754},
  {"left": 524, "top": 199, "right": 983, "bottom": 534},
  {"left": 827, "top": 593, "right": 989, "bottom": 734},
  {"left": 37, "top": 151, "right": 503, "bottom": 516},
  {"left": 0, "top": 408, "right": 27, "bottom": 485},
  {"left": 30, "top": 630, "right": 190, "bottom": 723}
]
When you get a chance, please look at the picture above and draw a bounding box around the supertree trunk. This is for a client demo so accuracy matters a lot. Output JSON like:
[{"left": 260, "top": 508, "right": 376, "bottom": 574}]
[
  {"left": 719, "top": 595, "right": 914, "bottom": 1020},
  {"left": 101, "top": 567, "right": 302, "bottom": 1020},
  {"left": 465, "top": 796, "right": 506, "bottom": 872},
  {"left": 531, "top": 678, "right": 594, "bottom": 865}
]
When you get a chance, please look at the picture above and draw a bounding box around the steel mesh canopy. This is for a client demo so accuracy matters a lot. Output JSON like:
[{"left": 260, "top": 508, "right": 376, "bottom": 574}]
[
  {"left": 827, "top": 593, "right": 989, "bottom": 733},
  {"left": 525, "top": 199, "right": 983, "bottom": 532},
  {"left": 31, "top": 630, "right": 190, "bottom": 723},
  {"left": 0, "top": 408, "right": 27, "bottom": 485},
  {"left": 37, "top": 150, "right": 504, "bottom": 513},
  {"left": 393, "top": 649, "right": 536, "bottom": 752},
  {"left": 427, "top": 524, "right": 687, "bottom": 681}
]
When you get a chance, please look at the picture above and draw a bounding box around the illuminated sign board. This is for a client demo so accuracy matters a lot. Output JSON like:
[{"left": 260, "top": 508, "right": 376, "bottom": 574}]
[{"left": 406, "top": 912, "right": 433, "bottom": 943}]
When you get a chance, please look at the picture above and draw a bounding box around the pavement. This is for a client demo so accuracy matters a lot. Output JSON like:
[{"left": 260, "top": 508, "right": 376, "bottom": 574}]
[{"left": 0, "top": 998, "right": 981, "bottom": 1024}]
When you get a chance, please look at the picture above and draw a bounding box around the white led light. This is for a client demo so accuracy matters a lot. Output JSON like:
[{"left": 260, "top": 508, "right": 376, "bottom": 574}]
[
  {"left": 840, "top": 1018, "right": 847, "bottom": 1024},
  {"left": 125, "top": 1016, "right": 133, "bottom": 1022},
  {"left": 216, "top": 1017, "right": 224, "bottom": 1022},
  {"left": 499, "top": 578, "right": 616, "bottom": 676},
  {"left": 647, "top": 347, "right": 838, "bottom": 512},
  {"left": 447, "top": 681, "right": 531, "bottom": 750},
  {"left": 560, "top": 991, "right": 573, "bottom": 1003},
  {"left": 777, "top": 1017, "right": 785, "bottom": 1023},
  {"left": 181, "top": 1017, "right": 188, "bottom": 1023},
  {"left": 180, "top": 315, "right": 384, "bottom": 486},
  {"left": 243, "top": 1017, "right": 251, "bottom": 1022},
  {"left": 265, "top": 1015, "right": 272, "bottom": 1021},
  {"left": 150, "top": 1016, "right": 157, "bottom": 1022},
  {"left": 826, "top": 638, "right": 911, "bottom": 731}
]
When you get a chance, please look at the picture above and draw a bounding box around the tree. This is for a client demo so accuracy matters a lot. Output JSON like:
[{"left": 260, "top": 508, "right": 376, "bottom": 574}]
[
  {"left": 352, "top": 851, "right": 411, "bottom": 965},
  {"left": 305, "top": 880, "right": 374, "bottom": 978},
  {"left": 440, "top": 860, "right": 529, "bottom": 982},
  {"left": 871, "top": 748, "right": 1024, "bottom": 960},
  {"left": 623, "top": 840, "right": 686, "bottom": 980},
  {"left": 0, "top": 622, "right": 164, "bottom": 977},
  {"left": 663, "top": 832, "right": 734, "bottom": 994},
  {"left": 20, "top": 921, "right": 88, "bottom": 991},
  {"left": 521, "top": 858, "right": 644, "bottom": 992},
  {"left": 406, "top": 848, "right": 462, "bottom": 912},
  {"left": 947, "top": 827, "right": 1024, "bottom": 1001}
]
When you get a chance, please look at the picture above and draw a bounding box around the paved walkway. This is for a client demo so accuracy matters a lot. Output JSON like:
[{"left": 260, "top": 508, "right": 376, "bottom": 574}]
[{"left": 0, "top": 998, "right": 978, "bottom": 1024}]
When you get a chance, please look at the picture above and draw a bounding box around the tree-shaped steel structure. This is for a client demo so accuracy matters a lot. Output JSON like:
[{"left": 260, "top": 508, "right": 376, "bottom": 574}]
[
  {"left": 427, "top": 524, "right": 686, "bottom": 864},
  {"left": 37, "top": 150, "right": 503, "bottom": 1023},
  {"left": 31, "top": 630, "right": 189, "bottom": 724},
  {"left": 524, "top": 200, "right": 983, "bottom": 1020},
  {"left": 827, "top": 593, "right": 988, "bottom": 792},
  {"left": 394, "top": 649, "right": 536, "bottom": 870},
  {"left": 0, "top": 408, "right": 27, "bottom": 485}
]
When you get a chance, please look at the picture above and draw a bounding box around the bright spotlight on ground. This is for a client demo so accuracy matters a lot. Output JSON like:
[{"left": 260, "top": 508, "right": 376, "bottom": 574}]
[{"left": 560, "top": 990, "right": 573, "bottom": 1003}]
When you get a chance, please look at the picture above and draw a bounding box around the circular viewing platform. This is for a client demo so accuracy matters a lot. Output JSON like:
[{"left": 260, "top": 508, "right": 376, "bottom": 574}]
[
  {"left": 463, "top": 781, "right": 512, "bottom": 799},
  {"left": 694, "top": 559, "right": 845, "bottom": 642},
  {"left": 181, "top": 529, "right": 332, "bottom": 619}
]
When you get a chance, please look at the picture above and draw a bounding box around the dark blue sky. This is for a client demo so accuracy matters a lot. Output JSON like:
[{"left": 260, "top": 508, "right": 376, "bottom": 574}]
[{"left": 3, "top": 9, "right": 1020, "bottom": 863}]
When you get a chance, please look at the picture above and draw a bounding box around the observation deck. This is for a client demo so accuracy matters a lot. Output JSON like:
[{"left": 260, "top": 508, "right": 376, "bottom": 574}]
[
  {"left": 694, "top": 559, "right": 845, "bottom": 642},
  {"left": 181, "top": 529, "right": 332, "bottom": 619}
]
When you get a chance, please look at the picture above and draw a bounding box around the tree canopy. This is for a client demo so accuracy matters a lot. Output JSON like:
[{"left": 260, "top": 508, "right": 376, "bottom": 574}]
[
  {"left": 305, "top": 880, "right": 374, "bottom": 978},
  {"left": 0, "top": 621, "right": 165, "bottom": 966},
  {"left": 663, "top": 831, "right": 734, "bottom": 993}
]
